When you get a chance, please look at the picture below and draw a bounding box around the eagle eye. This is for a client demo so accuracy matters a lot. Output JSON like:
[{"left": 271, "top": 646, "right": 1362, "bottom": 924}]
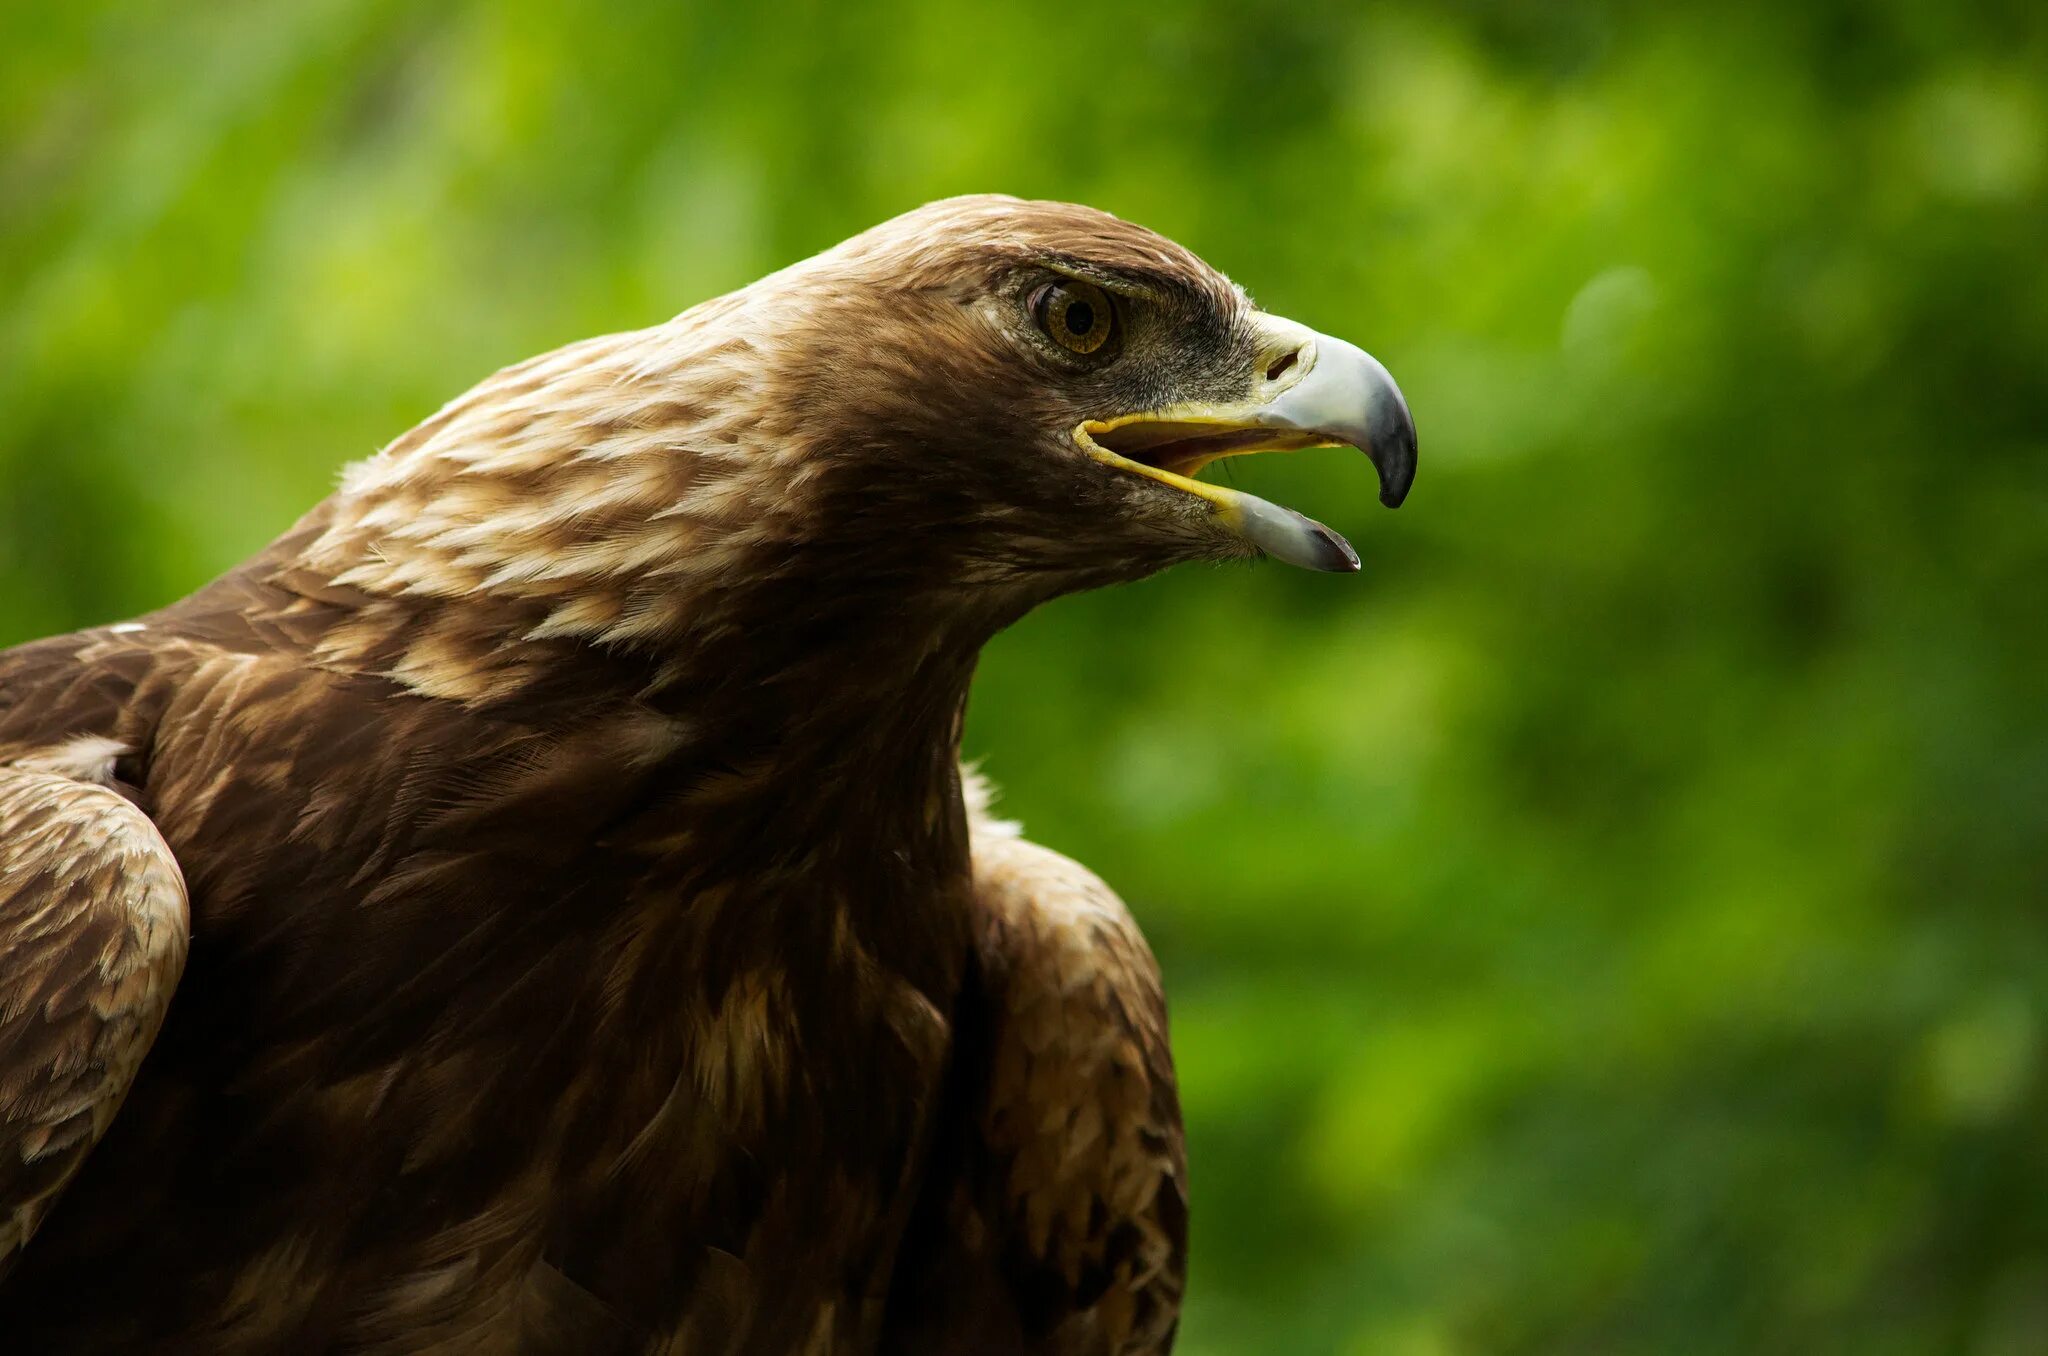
[{"left": 1031, "top": 280, "right": 1117, "bottom": 358}]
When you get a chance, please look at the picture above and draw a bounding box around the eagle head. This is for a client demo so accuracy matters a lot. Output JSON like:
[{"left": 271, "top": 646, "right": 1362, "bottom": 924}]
[{"left": 744, "top": 194, "right": 1416, "bottom": 585}]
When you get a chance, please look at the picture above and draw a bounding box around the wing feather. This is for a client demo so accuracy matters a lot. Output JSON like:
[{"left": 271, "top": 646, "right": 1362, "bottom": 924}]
[
  {"left": 0, "top": 764, "right": 188, "bottom": 1275},
  {"left": 886, "top": 787, "right": 1187, "bottom": 1354}
]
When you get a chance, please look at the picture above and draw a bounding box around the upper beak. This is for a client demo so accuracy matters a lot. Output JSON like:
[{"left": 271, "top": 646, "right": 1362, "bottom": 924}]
[
  {"left": 1250, "top": 323, "right": 1417, "bottom": 510},
  {"left": 1076, "top": 314, "right": 1417, "bottom": 572}
]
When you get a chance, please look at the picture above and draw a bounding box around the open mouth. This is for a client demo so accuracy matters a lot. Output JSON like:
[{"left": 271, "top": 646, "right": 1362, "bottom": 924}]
[
  {"left": 1086, "top": 418, "right": 1335, "bottom": 480},
  {"left": 1069, "top": 322, "right": 1416, "bottom": 573},
  {"left": 1074, "top": 415, "right": 1368, "bottom": 574}
]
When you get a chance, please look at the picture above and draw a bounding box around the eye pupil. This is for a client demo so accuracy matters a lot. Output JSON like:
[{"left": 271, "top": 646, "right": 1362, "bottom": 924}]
[{"left": 1065, "top": 300, "right": 1094, "bottom": 336}]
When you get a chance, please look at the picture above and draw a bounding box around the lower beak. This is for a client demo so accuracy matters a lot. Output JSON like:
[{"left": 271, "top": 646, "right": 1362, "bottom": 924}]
[{"left": 1076, "top": 315, "right": 1417, "bottom": 572}]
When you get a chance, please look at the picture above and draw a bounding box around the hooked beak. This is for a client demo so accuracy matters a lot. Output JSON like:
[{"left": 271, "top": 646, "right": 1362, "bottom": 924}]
[{"left": 1075, "top": 314, "right": 1417, "bottom": 572}]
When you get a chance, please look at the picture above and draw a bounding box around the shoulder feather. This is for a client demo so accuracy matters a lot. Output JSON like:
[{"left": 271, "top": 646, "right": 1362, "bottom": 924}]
[
  {"left": 886, "top": 782, "right": 1186, "bottom": 1354},
  {"left": 0, "top": 763, "right": 188, "bottom": 1274}
]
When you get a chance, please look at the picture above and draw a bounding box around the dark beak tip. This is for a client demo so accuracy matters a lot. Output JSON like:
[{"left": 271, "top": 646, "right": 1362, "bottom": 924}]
[
  {"left": 1369, "top": 425, "right": 1418, "bottom": 510},
  {"left": 1305, "top": 516, "right": 1361, "bottom": 573}
]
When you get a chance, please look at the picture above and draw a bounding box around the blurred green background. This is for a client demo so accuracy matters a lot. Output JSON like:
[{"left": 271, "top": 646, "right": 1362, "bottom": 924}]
[{"left": 4, "top": 2, "right": 2045, "bottom": 1351}]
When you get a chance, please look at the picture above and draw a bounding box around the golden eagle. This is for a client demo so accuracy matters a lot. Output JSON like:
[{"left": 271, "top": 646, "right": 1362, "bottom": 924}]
[{"left": 0, "top": 196, "right": 1414, "bottom": 1353}]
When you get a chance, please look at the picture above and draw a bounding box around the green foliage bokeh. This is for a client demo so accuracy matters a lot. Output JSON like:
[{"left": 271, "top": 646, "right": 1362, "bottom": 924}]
[{"left": 3, "top": 3, "right": 2044, "bottom": 1351}]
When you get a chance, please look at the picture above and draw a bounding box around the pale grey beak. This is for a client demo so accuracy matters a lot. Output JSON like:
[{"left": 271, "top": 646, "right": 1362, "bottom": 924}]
[{"left": 1248, "top": 321, "right": 1418, "bottom": 509}]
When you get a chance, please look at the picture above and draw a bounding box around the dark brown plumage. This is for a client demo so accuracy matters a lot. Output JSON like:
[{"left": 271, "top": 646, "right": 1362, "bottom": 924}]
[{"left": 0, "top": 196, "right": 1413, "bottom": 1353}]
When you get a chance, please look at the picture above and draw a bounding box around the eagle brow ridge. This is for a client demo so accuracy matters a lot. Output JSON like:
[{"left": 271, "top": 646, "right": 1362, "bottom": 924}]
[{"left": 1031, "top": 252, "right": 1237, "bottom": 316}]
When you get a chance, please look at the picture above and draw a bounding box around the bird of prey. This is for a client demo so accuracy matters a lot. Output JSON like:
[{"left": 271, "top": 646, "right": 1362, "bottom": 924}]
[{"left": 0, "top": 195, "right": 1414, "bottom": 1354}]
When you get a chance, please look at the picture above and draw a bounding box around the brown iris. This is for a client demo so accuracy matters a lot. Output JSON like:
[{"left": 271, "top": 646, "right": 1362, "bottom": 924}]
[{"left": 1032, "top": 279, "right": 1116, "bottom": 356}]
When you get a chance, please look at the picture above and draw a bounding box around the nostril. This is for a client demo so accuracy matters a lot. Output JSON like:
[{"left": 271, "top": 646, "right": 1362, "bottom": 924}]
[{"left": 1265, "top": 348, "right": 1301, "bottom": 384}]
